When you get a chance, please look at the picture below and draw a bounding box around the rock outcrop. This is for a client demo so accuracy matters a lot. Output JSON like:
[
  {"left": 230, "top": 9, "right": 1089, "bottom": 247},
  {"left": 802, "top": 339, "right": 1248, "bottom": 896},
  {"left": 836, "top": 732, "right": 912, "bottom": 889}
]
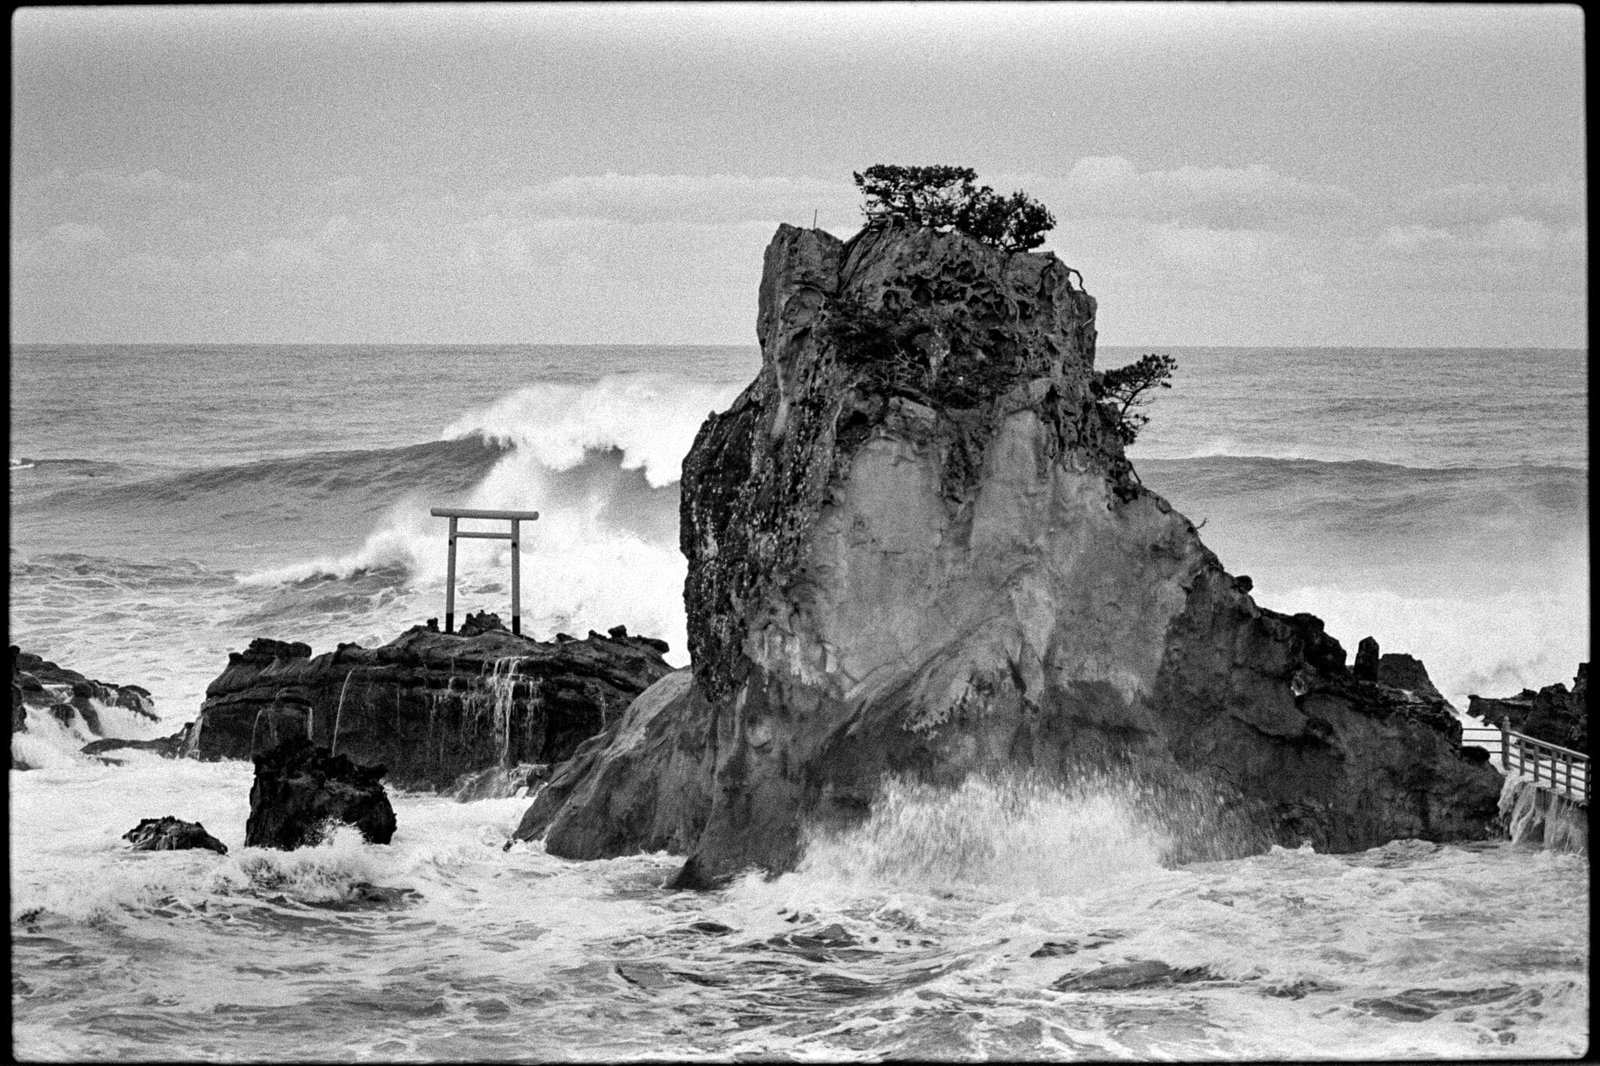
[
  {"left": 123, "top": 816, "right": 229, "bottom": 855},
  {"left": 245, "top": 736, "right": 397, "bottom": 849},
  {"left": 186, "top": 620, "right": 673, "bottom": 791},
  {"left": 11, "top": 646, "right": 159, "bottom": 735},
  {"left": 514, "top": 220, "right": 1502, "bottom": 884},
  {"left": 12, "top": 645, "right": 162, "bottom": 768},
  {"left": 1468, "top": 664, "right": 1588, "bottom": 753}
]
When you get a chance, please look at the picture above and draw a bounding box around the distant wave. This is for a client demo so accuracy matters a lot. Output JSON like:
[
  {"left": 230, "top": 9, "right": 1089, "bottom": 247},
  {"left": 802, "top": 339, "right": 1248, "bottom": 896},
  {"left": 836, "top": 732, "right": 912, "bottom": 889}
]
[
  {"left": 11, "top": 551, "right": 237, "bottom": 591},
  {"left": 8, "top": 457, "right": 126, "bottom": 477},
  {"left": 17, "top": 437, "right": 510, "bottom": 514},
  {"left": 1137, "top": 456, "right": 1586, "bottom": 533}
]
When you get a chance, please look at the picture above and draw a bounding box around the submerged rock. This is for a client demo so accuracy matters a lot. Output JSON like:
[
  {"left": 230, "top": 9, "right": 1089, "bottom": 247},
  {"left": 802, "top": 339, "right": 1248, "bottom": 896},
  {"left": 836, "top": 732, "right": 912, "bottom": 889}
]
[
  {"left": 245, "top": 736, "right": 396, "bottom": 849},
  {"left": 1468, "top": 663, "right": 1588, "bottom": 752},
  {"left": 123, "top": 816, "right": 228, "bottom": 855},
  {"left": 81, "top": 727, "right": 196, "bottom": 760},
  {"left": 1051, "top": 959, "right": 1223, "bottom": 991},
  {"left": 185, "top": 627, "right": 673, "bottom": 790},
  {"left": 515, "top": 221, "right": 1503, "bottom": 884}
]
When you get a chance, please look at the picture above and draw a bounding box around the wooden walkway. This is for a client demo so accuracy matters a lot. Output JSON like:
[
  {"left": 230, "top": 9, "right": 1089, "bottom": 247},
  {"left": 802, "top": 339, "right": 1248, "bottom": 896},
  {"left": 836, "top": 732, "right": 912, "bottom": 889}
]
[{"left": 1461, "top": 722, "right": 1589, "bottom": 805}]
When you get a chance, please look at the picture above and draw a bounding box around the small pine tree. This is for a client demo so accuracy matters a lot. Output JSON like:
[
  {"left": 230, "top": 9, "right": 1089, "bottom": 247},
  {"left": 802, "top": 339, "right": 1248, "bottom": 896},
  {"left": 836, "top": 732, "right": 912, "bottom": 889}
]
[
  {"left": 1094, "top": 353, "right": 1177, "bottom": 445},
  {"left": 853, "top": 165, "right": 978, "bottom": 230},
  {"left": 853, "top": 164, "right": 1055, "bottom": 252}
]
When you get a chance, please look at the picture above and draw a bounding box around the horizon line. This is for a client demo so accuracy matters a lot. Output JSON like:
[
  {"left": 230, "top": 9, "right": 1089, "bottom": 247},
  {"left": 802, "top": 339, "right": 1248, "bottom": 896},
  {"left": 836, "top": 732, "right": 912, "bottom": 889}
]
[{"left": 7, "top": 340, "right": 1590, "bottom": 352}]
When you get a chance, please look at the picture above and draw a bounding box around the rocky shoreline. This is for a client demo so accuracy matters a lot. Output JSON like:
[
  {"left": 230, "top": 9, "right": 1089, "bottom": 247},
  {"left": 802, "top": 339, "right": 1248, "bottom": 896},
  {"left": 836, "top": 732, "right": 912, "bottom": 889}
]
[
  {"left": 1469, "top": 664, "right": 1588, "bottom": 753},
  {"left": 9, "top": 219, "right": 1588, "bottom": 875},
  {"left": 25, "top": 611, "right": 673, "bottom": 793}
]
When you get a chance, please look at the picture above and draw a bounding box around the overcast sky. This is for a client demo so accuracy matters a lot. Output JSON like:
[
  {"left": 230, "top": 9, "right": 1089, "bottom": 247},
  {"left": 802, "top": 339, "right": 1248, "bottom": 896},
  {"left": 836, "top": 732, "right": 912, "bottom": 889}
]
[{"left": 10, "top": 3, "right": 1587, "bottom": 347}]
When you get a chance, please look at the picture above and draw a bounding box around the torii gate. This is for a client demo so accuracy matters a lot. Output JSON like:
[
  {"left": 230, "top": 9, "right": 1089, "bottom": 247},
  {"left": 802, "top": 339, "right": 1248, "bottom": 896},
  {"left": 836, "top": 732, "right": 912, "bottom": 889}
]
[{"left": 430, "top": 507, "right": 541, "bottom": 635}]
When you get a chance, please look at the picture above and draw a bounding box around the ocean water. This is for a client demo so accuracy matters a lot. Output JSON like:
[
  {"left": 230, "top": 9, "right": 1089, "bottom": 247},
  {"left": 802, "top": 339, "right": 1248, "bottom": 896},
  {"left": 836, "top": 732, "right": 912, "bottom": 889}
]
[{"left": 8, "top": 343, "right": 1590, "bottom": 1059}]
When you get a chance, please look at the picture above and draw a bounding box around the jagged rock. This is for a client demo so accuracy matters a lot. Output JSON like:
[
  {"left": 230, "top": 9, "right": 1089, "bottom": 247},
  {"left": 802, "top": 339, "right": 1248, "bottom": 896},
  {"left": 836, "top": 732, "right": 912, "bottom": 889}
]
[
  {"left": 515, "top": 221, "right": 1503, "bottom": 884},
  {"left": 458, "top": 610, "right": 506, "bottom": 637},
  {"left": 1354, "top": 636, "right": 1380, "bottom": 682},
  {"left": 12, "top": 645, "right": 163, "bottom": 768},
  {"left": 245, "top": 736, "right": 396, "bottom": 849},
  {"left": 1376, "top": 652, "right": 1446, "bottom": 703},
  {"left": 186, "top": 626, "right": 673, "bottom": 790},
  {"left": 10, "top": 645, "right": 160, "bottom": 736},
  {"left": 81, "top": 727, "right": 196, "bottom": 760},
  {"left": 123, "top": 816, "right": 228, "bottom": 855},
  {"left": 1469, "top": 663, "right": 1588, "bottom": 752}
]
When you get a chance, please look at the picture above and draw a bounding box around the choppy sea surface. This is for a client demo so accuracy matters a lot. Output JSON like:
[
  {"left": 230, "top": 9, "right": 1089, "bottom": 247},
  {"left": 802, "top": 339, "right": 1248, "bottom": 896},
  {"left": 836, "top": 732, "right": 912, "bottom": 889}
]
[{"left": 9, "top": 343, "right": 1590, "bottom": 1059}]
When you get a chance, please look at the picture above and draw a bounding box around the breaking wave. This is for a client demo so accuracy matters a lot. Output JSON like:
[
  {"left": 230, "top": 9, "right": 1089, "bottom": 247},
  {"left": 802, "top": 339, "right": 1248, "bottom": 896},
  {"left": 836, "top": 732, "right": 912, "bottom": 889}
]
[
  {"left": 797, "top": 769, "right": 1271, "bottom": 899},
  {"left": 232, "top": 375, "right": 742, "bottom": 661}
]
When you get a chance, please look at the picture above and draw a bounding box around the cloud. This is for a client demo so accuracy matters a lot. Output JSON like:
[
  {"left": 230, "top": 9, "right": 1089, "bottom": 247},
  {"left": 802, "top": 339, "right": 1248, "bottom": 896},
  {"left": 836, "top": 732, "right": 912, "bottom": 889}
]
[
  {"left": 1378, "top": 215, "right": 1584, "bottom": 259},
  {"left": 1399, "top": 176, "right": 1583, "bottom": 227},
  {"left": 1031, "top": 156, "right": 1364, "bottom": 230},
  {"left": 493, "top": 172, "right": 857, "bottom": 226},
  {"left": 23, "top": 167, "right": 203, "bottom": 196},
  {"left": 9, "top": 162, "right": 1584, "bottom": 346}
]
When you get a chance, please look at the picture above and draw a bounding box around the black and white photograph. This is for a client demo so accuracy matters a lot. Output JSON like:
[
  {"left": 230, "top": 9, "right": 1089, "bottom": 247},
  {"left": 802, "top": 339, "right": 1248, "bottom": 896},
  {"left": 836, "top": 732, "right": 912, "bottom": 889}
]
[{"left": 10, "top": 3, "right": 1587, "bottom": 1060}]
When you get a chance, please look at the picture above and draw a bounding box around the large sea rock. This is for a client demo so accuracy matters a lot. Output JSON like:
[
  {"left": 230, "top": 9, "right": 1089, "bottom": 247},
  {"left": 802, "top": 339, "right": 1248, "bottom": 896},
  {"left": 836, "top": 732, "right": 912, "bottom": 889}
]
[
  {"left": 185, "top": 618, "right": 673, "bottom": 791},
  {"left": 1468, "top": 663, "right": 1588, "bottom": 753},
  {"left": 513, "top": 220, "right": 1503, "bottom": 885}
]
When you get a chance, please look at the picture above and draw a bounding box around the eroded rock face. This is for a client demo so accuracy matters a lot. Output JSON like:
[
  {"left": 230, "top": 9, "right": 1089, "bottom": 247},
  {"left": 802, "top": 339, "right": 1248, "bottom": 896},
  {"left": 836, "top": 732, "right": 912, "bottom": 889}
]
[
  {"left": 187, "top": 626, "right": 673, "bottom": 791},
  {"left": 1469, "top": 663, "right": 1588, "bottom": 752},
  {"left": 517, "top": 221, "right": 1503, "bottom": 883},
  {"left": 245, "top": 736, "right": 396, "bottom": 849}
]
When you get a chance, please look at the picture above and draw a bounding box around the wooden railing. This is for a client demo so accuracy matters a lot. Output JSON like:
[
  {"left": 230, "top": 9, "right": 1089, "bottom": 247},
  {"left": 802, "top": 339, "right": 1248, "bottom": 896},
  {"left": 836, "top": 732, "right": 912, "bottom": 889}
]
[{"left": 1461, "top": 722, "right": 1589, "bottom": 805}]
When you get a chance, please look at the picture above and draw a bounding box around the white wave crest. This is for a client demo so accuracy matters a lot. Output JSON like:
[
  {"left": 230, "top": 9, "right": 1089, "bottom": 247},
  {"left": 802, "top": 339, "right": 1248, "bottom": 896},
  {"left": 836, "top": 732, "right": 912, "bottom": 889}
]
[
  {"left": 440, "top": 374, "right": 742, "bottom": 488},
  {"left": 233, "top": 375, "right": 731, "bottom": 662},
  {"left": 1256, "top": 578, "right": 1591, "bottom": 709},
  {"left": 796, "top": 772, "right": 1181, "bottom": 899}
]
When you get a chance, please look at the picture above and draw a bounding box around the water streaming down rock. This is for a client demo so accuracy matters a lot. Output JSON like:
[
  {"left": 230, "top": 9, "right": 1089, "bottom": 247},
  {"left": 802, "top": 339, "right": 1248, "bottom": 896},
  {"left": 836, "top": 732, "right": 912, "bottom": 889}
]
[
  {"left": 516, "top": 221, "right": 1504, "bottom": 884},
  {"left": 1497, "top": 775, "right": 1588, "bottom": 854},
  {"left": 174, "top": 625, "right": 671, "bottom": 790}
]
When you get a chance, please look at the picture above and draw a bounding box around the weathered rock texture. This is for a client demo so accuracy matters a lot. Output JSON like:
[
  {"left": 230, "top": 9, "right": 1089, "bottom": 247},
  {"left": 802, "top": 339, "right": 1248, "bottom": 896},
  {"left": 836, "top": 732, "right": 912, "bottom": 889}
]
[
  {"left": 515, "top": 221, "right": 1503, "bottom": 883},
  {"left": 1468, "top": 663, "right": 1588, "bottom": 753},
  {"left": 123, "top": 816, "right": 229, "bottom": 855},
  {"left": 186, "top": 620, "right": 673, "bottom": 791},
  {"left": 245, "top": 736, "right": 397, "bottom": 849}
]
